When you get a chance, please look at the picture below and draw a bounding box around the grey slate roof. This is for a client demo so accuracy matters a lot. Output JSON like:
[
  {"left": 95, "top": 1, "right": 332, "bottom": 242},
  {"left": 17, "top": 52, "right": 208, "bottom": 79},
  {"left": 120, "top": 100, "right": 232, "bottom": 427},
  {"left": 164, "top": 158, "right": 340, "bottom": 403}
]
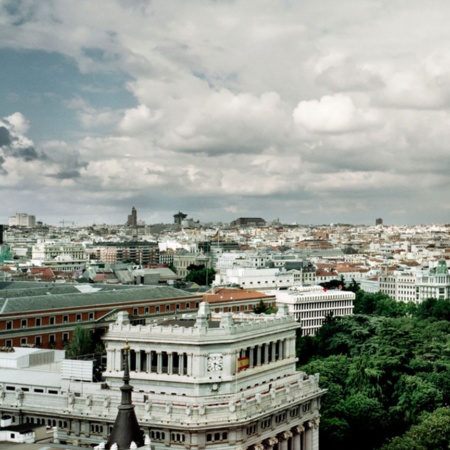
[{"left": 0, "top": 285, "right": 197, "bottom": 315}]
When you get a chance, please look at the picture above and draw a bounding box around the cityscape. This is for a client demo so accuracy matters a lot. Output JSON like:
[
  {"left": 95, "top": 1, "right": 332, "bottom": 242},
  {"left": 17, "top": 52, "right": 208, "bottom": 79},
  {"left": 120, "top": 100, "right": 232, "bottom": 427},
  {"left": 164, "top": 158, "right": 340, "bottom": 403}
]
[
  {"left": 3, "top": 0, "right": 450, "bottom": 449},
  {"left": 0, "top": 209, "right": 450, "bottom": 449}
]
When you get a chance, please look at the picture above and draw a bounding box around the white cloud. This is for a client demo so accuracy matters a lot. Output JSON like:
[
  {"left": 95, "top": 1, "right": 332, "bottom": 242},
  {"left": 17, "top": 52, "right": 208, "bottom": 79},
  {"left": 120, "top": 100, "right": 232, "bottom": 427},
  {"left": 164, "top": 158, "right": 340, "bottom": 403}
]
[{"left": 292, "top": 94, "right": 379, "bottom": 133}]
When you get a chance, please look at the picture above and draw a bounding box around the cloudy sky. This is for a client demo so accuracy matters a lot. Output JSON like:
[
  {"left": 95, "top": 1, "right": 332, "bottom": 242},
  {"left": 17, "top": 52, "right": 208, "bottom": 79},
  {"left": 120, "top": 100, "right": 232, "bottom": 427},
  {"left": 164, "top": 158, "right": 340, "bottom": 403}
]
[{"left": 1, "top": 0, "right": 450, "bottom": 226}]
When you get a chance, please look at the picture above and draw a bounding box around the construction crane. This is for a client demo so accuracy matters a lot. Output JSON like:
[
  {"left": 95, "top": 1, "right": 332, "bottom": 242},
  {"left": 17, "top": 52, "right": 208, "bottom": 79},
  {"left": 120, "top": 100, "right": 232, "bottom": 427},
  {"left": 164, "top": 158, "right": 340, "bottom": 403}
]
[{"left": 60, "top": 220, "right": 75, "bottom": 227}]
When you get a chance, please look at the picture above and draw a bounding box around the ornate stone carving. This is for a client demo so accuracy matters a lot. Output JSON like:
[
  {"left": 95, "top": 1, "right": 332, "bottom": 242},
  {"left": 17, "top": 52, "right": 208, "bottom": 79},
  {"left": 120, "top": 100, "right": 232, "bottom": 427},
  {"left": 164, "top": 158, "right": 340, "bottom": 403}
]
[{"left": 308, "top": 414, "right": 320, "bottom": 430}]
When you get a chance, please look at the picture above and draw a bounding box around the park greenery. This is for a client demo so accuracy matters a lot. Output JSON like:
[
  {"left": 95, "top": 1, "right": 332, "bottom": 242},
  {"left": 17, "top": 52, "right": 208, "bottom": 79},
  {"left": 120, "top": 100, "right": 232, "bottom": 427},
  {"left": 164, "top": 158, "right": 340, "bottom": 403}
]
[
  {"left": 185, "top": 264, "right": 216, "bottom": 286},
  {"left": 297, "top": 290, "right": 450, "bottom": 450}
]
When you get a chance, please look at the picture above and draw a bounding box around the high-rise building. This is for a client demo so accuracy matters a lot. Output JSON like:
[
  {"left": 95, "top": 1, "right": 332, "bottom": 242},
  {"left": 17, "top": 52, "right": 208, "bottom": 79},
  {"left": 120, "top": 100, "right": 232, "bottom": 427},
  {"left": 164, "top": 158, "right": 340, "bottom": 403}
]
[
  {"left": 127, "top": 207, "right": 137, "bottom": 227},
  {"left": 375, "top": 218, "right": 383, "bottom": 225},
  {"left": 8, "top": 213, "right": 36, "bottom": 227}
]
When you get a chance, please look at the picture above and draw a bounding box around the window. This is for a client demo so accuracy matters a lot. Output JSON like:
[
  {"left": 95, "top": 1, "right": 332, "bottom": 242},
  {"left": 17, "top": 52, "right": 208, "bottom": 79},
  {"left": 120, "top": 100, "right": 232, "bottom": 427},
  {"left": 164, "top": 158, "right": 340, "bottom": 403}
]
[
  {"left": 176, "top": 303, "right": 180, "bottom": 310},
  {"left": 133, "top": 308, "right": 138, "bottom": 316},
  {"left": 35, "top": 336, "right": 42, "bottom": 347},
  {"left": 166, "top": 304, "right": 170, "bottom": 312},
  {"left": 20, "top": 337, "right": 27, "bottom": 346},
  {"left": 76, "top": 314, "right": 81, "bottom": 322},
  {"left": 49, "top": 317, "right": 55, "bottom": 325},
  {"left": 49, "top": 335, "right": 56, "bottom": 347},
  {"left": 145, "top": 307, "right": 149, "bottom": 314},
  {"left": 6, "top": 340, "right": 12, "bottom": 347},
  {"left": 35, "top": 318, "right": 41, "bottom": 327},
  {"left": 6, "top": 321, "right": 13, "bottom": 330},
  {"left": 63, "top": 333, "right": 69, "bottom": 344},
  {"left": 63, "top": 315, "right": 68, "bottom": 323},
  {"left": 156, "top": 306, "right": 160, "bottom": 313},
  {"left": 89, "top": 312, "right": 94, "bottom": 320},
  {"left": 21, "top": 319, "right": 27, "bottom": 328}
]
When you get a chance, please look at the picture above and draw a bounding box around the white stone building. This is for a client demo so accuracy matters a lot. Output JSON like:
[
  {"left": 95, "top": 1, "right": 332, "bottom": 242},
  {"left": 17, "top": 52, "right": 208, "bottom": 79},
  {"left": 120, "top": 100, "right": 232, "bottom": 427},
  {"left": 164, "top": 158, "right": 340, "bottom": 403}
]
[
  {"left": 215, "top": 267, "right": 299, "bottom": 290},
  {"left": 416, "top": 259, "right": 450, "bottom": 302},
  {"left": 8, "top": 213, "right": 36, "bottom": 227},
  {"left": 275, "top": 286, "right": 355, "bottom": 336},
  {"left": 0, "top": 304, "right": 325, "bottom": 450}
]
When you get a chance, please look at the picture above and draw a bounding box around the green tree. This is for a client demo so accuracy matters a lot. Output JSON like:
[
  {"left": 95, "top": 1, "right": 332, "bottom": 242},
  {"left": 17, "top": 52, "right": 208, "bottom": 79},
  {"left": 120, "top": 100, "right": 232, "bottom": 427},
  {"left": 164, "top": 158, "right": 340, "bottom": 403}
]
[
  {"left": 66, "top": 325, "right": 95, "bottom": 358},
  {"left": 381, "top": 408, "right": 450, "bottom": 450},
  {"left": 184, "top": 266, "right": 216, "bottom": 286}
]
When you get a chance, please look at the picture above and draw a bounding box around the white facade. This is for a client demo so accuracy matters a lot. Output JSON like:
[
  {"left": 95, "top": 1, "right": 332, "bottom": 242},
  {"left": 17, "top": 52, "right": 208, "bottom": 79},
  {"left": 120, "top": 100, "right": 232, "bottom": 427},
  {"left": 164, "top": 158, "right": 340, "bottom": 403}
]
[
  {"left": 215, "top": 267, "right": 300, "bottom": 290},
  {"left": 32, "top": 242, "right": 87, "bottom": 261},
  {"left": 416, "top": 259, "right": 450, "bottom": 302},
  {"left": 9, "top": 213, "right": 36, "bottom": 227},
  {"left": 379, "top": 271, "right": 417, "bottom": 303},
  {"left": 276, "top": 286, "right": 355, "bottom": 335},
  {"left": 0, "top": 305, "right": 325, "bottom": 450}
]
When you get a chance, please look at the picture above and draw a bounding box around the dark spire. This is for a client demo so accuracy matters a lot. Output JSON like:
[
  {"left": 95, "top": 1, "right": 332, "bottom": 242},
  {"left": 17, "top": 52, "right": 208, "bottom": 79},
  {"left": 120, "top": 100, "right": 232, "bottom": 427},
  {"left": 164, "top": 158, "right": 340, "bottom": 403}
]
[{"left": 106, "top": 342, "right": 144, "bottom": 450}]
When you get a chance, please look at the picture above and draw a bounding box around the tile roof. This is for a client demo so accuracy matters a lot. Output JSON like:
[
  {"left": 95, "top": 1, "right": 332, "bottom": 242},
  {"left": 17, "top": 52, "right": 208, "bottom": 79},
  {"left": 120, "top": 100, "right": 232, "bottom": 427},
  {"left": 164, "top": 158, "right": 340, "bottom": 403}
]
[{"left": 0, "top": 284, "right": 197, "bottom": 315}]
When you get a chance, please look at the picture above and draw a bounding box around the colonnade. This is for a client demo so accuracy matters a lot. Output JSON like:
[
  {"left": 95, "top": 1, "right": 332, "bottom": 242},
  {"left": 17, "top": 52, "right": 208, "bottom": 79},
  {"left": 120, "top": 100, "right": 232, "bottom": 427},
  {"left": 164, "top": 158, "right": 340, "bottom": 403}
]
[
  {"left": 247, "top": 419, "right": 319, "bottom": 450},
  {"left": 238, "top": 337, "right": 292, "bottom": 369},
  {"left": 107, "top": 349, "right": 189, "bottom": 375}
]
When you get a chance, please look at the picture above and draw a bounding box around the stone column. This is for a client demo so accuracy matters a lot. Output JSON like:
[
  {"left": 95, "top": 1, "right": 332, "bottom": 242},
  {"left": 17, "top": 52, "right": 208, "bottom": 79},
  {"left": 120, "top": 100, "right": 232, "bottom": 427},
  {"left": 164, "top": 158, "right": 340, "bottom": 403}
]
[
  {"left": 168, "top": 352, "right": 173, "bottom": 374},
  {"left": 271, "top": 341, "right": 277, "bottom": 363},
  {"left": 306, "top": 416, "right": 320, "bottom": 450},
  {"left": 145, "top": 350, "right": 151, "bottom": 372},
  {"left": 292, "top": 425, "right": 304, "bottom": 450},
  {"left": 278, "top": 340, "right": 284, "bottom": 360},
  {"left": 157, "top": 351, "right": 162, "bottom": 374},
  {"left": 256, "top": 345, "right": 262, "bottom": 366},
  {"left": 106, "top": 349, "right": 113, "bottom": 371},
  {"left": 264, "top": 344, "right": 269, "bottom": 364},
  {"left": 135, "top": 349, "right": 141, "bottom": 371},
  {"left": 249, "top": 347, "right": 254, "bottom": 368},
  {"left": 179, "top": 353, "right": 184, "bottom": 375},
  {"left": 277, "top": 431, "right": 291, "bottom": 450}
]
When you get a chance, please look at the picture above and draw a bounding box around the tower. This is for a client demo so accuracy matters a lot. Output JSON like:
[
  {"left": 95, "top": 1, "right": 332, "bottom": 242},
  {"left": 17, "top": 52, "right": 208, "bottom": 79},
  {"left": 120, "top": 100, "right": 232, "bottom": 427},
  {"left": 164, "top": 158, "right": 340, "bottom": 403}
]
[{"left": 127, "top": 207, "right": 137, "bottom": 227}]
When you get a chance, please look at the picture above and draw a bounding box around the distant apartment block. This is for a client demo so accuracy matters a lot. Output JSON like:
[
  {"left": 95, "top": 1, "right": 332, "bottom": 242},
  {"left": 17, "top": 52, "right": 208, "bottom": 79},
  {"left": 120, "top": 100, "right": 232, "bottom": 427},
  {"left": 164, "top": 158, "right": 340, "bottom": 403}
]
[
  {"left": 9, "top": 213, "right": 36, "bottom": 227},
  {"left": 276, "top": 285, "right": 355, "bottom": 335},
  {"left": 230, "top": 217, "right": 266, "bottom": 227},
  {"left": 32, "top": 242, "right": 87, "bottom": 261},
  {"left": 95, "top": 241, "right": 159, "bottom": 265}
]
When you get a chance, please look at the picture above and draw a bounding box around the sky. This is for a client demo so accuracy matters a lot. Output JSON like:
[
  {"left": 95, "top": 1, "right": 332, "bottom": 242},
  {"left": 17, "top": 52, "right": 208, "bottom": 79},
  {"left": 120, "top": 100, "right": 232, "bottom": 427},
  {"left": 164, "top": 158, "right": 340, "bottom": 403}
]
[{"left": 1, "top": 0, "right": 450, "bottom": 226}]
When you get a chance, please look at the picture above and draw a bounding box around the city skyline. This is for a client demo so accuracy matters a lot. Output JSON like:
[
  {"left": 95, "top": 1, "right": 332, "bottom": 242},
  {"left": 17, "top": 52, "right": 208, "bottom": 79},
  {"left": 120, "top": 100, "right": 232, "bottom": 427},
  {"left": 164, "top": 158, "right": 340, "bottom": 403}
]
[{"left": 1, "top": 1, "right": 450, "bottom": 226}]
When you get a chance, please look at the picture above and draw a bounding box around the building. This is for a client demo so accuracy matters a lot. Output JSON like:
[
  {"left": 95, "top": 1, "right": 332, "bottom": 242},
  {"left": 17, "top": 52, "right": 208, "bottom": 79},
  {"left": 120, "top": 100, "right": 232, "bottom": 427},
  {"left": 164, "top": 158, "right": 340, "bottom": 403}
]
[
  {"left": 95, "top": 242, "right": 160, "bottom": 266},
  {"left": 416, "top": 259, "right": 450, "bottom": 302},
  {"left": 32, "top": 242, "right": 87, "bottom": 261},
  {"left": 173, "top": 252, "right": 210, "bottom": 279},
  {"left": 8, "top": 213, "right": 36, "bottom": 227},
  {"left": 215, "top": 267, "right": 298, "bottom": 291},
  {"left": 378, "top": 267, "right": 417, "bottom": 303},
  {"left": 0, "top": 303, "right": 325, "bottom": 449},
  {"left": 375, "top": 218, "right": 383, "bottom": 226},
  {"left": 0, "top": 282, "right": 201, "bottom": 349},
  {"left": 127, "top": 207, "right": 138, "bottom": 227},
  {"left": 230, "top": 217, "right": 266, "bottom": 227},
  {"left": 276, "top": 285, "right": 355, "bottom": 335},
  {"left": 173, "top": 212, "right": 188, "bottom": 225}
]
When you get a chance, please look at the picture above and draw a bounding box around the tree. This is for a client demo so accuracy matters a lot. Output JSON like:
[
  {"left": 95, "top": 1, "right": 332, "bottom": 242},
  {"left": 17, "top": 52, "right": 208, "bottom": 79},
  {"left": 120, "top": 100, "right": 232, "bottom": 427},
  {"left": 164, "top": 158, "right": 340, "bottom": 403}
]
[
  {"left": 184, "top": 266, "right": 216, "bottom": 286},
  {"left": 252, "top": 300, "right": 277, "bottom": 314},
  {"left": 66, "top": 325, "right": 95, "bottom": 358}
]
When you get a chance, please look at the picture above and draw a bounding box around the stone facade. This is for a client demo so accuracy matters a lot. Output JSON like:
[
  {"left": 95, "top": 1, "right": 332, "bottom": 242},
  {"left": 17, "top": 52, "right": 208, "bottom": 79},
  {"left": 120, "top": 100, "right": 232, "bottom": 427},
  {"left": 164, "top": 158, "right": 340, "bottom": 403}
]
[{"left": 0, "top": 303, "right": 325, "bottom": 449}]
